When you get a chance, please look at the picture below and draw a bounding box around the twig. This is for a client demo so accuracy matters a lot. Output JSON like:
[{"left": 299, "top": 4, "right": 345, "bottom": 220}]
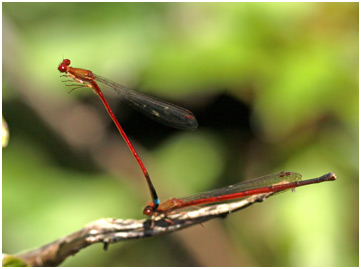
[
  {"left": 6, "top": 172, "right": 336, "bottom": 267},
  {"left": 12, "top": 192, "right": 274, "bottom": 267}
]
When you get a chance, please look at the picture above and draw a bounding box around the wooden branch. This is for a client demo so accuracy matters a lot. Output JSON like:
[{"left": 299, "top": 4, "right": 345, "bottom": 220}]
[
  {"left": 10, "top": 192, "right": 274, "bottom": 267},
  {"left": 4, "top": 172, "right": 336, "bottom": 267}
]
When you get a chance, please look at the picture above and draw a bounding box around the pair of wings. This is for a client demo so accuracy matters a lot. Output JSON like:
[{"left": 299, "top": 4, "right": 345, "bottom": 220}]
[{"left": 94, "top": 74, "right": 198, "bottom": 131}]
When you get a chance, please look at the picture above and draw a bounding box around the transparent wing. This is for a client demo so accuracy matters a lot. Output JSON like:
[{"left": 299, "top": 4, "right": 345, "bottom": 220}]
[
  {"left": 95, "top": 74, "right": 198, "bottom": 131},
  {"left": 179, "top": 172, "right": 302, "bottom": 202}
]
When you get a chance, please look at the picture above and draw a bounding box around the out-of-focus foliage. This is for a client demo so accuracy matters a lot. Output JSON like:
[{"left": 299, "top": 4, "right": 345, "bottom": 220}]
[
  {"left": 2, "top": 117, "right": 9, "bottom": 147},
  {"left": 2, "top": 254, "right": 28, "bottom": 267},
  {"left": 2, "top": 2, "right": 358, "bottom": 267}
]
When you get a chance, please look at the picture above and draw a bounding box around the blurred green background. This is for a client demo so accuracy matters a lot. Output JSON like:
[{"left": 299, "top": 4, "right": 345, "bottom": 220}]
[{"left": 2, "top": 2, "right": 358, "bottom": 266}]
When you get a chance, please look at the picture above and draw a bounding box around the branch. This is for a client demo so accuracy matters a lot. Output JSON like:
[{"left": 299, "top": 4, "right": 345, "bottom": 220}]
[
  {"left": 5, "top": 172, "right": 336, "bottom": 267},
  {"left": 10, "top": 192, "right": 275, "bottom": 267}
]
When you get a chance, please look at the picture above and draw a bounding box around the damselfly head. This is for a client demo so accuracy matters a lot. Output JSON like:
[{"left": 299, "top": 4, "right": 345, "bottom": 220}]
[
  {"left": 58, "top": 59, "right": 71, "bottom": 73},
  {"left": 143, "top": 202, "right": 156, "bottom": 216}
]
